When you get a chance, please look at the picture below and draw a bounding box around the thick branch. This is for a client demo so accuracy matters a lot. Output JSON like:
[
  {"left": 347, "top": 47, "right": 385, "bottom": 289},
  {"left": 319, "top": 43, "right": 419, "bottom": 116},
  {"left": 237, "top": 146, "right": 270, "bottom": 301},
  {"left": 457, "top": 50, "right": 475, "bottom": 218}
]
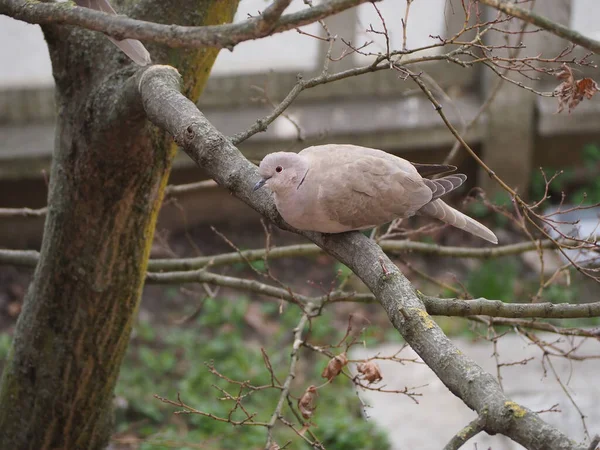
[
  {"left": 0, "top": 0, "right": 375, "bottom": 50},
  {"left": 423, "top": 296, "right": 600, "bottom": 320},
  {"left": 136, "top": 65, "right": 585, "bottom": 450},
  {"left": 479, "top": 0, "right": 600, "bottom": 54}
]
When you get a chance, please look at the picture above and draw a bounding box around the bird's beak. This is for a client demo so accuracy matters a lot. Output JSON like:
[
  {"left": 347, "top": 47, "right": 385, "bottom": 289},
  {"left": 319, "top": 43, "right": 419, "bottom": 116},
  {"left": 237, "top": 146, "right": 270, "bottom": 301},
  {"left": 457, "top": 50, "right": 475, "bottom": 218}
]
[{"left": 253, "top": 178, "right": 268, "bottom": 191}]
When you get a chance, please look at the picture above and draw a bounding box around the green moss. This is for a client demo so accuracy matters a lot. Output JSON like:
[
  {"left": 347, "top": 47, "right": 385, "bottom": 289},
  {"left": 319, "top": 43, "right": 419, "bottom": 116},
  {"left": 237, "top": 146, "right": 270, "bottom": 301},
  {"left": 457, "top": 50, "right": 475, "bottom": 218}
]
[{"left": 115, "top": 303, "right": 391, "bottom": 449}]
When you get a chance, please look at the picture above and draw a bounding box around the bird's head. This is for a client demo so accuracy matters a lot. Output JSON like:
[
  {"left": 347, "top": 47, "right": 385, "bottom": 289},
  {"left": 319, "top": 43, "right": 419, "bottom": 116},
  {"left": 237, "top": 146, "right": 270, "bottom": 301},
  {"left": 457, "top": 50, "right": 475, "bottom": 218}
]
[{"left": 254, "top": 152, "right": 307, "bottom": 194}]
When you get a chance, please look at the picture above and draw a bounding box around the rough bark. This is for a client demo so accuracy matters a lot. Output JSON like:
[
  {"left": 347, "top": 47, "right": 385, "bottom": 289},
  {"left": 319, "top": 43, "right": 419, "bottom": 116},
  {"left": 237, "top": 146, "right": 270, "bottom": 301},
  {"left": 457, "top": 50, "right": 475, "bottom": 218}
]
[
  {"left": 0, "top": 1, "right": 239, "bottom": 449},
  {"left": 138, "top": 65, "right": 586, "bottom": 450}
]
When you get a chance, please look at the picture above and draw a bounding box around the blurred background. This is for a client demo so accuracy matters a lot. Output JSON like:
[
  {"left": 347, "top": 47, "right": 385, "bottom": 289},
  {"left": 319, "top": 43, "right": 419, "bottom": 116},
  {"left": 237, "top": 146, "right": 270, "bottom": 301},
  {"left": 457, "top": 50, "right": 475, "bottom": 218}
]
[{"left": 1, "top": 0, "right": 599, "bottom": 449}]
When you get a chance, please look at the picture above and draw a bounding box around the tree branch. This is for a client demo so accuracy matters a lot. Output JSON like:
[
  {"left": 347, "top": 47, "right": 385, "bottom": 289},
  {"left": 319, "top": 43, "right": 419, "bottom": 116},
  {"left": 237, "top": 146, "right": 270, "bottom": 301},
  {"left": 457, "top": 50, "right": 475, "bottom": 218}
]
[
  {"left": 258, "top": 0, "right": 293, "bottom": 34},
  {"left": 135, "top": 64, "right": 585, "bottom": 449},
  {"left": 0, "top": 249, "right": 40, "bottom": 267},
  {"left": 146, "top": 268, "right": 600, "bottom": 320},
  {"left": 443, "top": 415, "right": 487, "bottom": 450},
  {"left": 423, "top": 296, "right": 600, "bottom": 320},
  {"left": 0, "top": 207, "right": 47, "bottom": 218},
  {"left": 0, "top": 0, "right": 376, "bottom": 50},
  {"left": 0, "top": 238, "right": 569, "bottom": 271},
  {"left": 148, "top": 238, "right": 567, "bottom": 271},
  {"left": 479, "top": 0, "right": 600, "bottom": 54},
  {"left": 469, "top": 316, "right": 600, "bottom": 339},
  {"left": 264, "top": 308, "right": 311, "bottom": 449}
]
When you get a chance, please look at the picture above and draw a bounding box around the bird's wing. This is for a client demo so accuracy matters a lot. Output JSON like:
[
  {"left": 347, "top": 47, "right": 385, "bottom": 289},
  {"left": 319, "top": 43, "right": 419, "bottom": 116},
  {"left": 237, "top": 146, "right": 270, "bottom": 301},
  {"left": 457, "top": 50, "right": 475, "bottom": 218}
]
[{"left": 304, "top": 146, "right": 433, "bottom": 230}]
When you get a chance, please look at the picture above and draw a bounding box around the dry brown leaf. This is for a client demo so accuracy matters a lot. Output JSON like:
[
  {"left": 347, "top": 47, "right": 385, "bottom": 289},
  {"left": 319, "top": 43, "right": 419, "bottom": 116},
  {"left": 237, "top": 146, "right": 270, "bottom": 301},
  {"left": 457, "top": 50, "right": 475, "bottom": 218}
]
[
  {"left": 321, "top": 352, "right": 348, "bottom": 381},
  {"left": 554, "top": 64, "right": 599, "bottom": 114},
  {"left": 298, "top": 385, "right": 318, "bottom": 419},
  {"left": 577, "top": 78, "right": 599, "bottom": 100},
  {"left": 7, "top": 302, "right": 21, "bottom": 318},
  {"left": 357, "top": 361, "right": 383, "bottom": 384}
]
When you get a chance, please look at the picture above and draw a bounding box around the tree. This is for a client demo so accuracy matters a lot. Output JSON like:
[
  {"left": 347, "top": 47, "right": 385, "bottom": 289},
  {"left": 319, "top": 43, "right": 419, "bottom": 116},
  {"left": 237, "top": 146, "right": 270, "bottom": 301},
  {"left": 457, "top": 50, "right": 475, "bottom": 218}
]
[{"left": 0, "top": 0, "right": 598, "bottom": 449}]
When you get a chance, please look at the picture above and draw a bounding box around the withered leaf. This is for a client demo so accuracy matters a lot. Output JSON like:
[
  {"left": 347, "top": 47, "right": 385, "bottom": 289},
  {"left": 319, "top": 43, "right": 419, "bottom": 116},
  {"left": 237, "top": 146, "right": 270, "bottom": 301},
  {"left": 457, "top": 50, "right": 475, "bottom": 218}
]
[
  {"left": 577, "top": 78, "right": 599, "bottom": 100},
  {"left": 357, "top": 361, "right": 383, "bottom": 384},
  {"left": 321, "top": 352, "right": 348, "bottom": 381},
  {"left": 298, "top": 385, "right": 318, "bottom": 420},
  {"left": 554, "top": 63, "right": 599, "bottom": 114}
]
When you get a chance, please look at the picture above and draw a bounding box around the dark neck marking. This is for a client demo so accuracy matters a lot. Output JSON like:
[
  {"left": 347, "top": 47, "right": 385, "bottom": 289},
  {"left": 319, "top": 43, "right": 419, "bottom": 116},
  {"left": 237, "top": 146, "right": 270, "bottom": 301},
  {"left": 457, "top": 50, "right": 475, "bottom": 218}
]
[{"left": 297, "top": 169, "right": 309, "bottom": 190}]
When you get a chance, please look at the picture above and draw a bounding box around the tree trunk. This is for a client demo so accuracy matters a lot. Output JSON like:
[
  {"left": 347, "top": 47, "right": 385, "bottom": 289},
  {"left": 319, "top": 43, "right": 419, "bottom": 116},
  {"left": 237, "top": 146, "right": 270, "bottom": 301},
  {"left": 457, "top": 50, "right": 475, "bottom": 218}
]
[{"left": 0, "top": 1, "right": 238, "bottom": 448}]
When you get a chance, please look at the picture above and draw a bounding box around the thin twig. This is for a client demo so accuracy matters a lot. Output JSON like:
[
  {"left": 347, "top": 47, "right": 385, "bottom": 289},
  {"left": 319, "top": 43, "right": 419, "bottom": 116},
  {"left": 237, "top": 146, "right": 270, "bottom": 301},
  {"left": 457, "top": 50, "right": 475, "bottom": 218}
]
[
  {"left": 265, "top": 308, "right": 312, "bottom": 449},
  {"left": 479, "top": 0, "right": 600, "bottom": 54}
]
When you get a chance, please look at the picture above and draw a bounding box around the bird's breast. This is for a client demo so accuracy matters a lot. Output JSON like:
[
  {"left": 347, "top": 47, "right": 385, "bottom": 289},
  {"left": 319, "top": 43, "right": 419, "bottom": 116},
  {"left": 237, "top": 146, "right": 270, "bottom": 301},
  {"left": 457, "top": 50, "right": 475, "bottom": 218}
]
[{"left": 274, "top": 191, "right": 350, "bottom": 233}]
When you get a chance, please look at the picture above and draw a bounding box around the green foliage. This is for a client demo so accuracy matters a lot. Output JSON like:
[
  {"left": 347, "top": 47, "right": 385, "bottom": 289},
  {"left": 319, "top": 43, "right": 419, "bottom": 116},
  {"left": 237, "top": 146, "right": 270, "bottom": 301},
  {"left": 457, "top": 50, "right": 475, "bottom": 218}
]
[
  {"left": 465, "top": 259, "right": 519, "bottom": 302},
  {"left": 465, "top": 191, "right": 509, "bottom": 227},
  {"left": 531, "top": 143, "right": 600, "bottom": 204},
  {"left": 467, "top": 200, "right": 489, "bottom": 219},
  {"left": 115, "top": 298, "right": 390, "bottom": 449},
  {"left": 0, "top": 333, "right": 11, "bottom": 361},
  {"left": 542, "top": 281, "right": 578, "bottom": 304},
  {"left": 334, "top": 261, "right": 353, "bottom": 279}
]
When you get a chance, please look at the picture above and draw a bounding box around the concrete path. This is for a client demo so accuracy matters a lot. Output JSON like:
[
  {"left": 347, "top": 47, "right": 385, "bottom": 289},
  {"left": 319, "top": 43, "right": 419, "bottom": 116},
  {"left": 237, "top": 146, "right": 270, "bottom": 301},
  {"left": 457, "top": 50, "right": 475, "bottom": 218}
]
[{"left": 351, "top": 334, "right": 599, "bottom": 449}]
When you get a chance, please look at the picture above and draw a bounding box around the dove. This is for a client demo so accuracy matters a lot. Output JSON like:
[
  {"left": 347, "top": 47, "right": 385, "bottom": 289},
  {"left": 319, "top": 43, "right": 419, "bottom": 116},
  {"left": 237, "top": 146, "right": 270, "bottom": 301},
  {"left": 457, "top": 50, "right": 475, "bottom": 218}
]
[
  {"left": 254, "top": 144, "right": 498, "bottom": 244},
  {"left": 74, "top": 0, "right": 151, "bottom": 66}
]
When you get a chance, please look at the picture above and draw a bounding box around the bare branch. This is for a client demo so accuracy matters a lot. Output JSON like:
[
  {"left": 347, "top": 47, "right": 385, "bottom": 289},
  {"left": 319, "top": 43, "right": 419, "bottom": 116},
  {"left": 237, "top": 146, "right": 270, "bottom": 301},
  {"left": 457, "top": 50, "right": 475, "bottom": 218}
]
[
  {"left": 0, "top": 207, "right": 47, "bottom": 218},
  {"left": 479, "top": 0, "right": 600, "bottom": 54},
  {"left": 265, "top": 309, "right": 311, "bottom": 449},
  {"left": 148, "top": 265, "right": 600, "bottom": 320},
  {"left": 0, "top": 249, "right": 39, "bottom": 267},
  {"left": 164, "top": 180, "right": 217, "bottom": 196},
  {"left": 443, "top": 415, "right": 487, "bottom": 450},
  {"left": 470, "top": 316, "right": 600, "bottom": 339},
  {"left": 423, "top": 296, "right": 600, "bottom": 320},
  {"left": 0, "top": 239, "right": 574, "bottom": 271},
  {"left": 0, "top": 0, "right": 377, "bottom": 50},
  {"left": 258, "top": 0, "right": 293, "bottom": 34}
]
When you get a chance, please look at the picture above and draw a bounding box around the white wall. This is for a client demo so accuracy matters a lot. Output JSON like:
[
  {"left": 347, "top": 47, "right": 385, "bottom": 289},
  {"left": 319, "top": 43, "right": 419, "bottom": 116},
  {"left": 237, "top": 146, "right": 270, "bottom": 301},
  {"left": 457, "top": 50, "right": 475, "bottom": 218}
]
[
  {"left": 0, "top": 17, "right": 54, "bottom": 88},
  {"left": 353, "top": 0, "right": 446, "bottom": 65},
  {"left": 210, "top": 0, "right": 321, "bottom": 75},
  {"left": 571, "top": 0, "right": 600, "bottom": 40}
]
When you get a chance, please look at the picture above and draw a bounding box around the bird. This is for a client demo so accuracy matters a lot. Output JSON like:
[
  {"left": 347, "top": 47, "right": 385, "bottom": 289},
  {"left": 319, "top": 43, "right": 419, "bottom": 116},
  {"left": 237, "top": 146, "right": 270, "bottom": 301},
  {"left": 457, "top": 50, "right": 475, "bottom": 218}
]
[
  {"left": 254, "top": 144, "right": 498, "bottom": 244},
  {"left": 74, "top": 0, "right": 151, "bottom": 66}
]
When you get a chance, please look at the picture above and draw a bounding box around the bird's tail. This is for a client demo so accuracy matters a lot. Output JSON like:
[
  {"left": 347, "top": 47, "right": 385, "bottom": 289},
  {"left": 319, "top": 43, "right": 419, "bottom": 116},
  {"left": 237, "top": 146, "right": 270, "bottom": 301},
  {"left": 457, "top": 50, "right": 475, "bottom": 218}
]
[
  {"left": 419, "top": 199, "right": 498, "bottom": 244},
  {"left": 76, "top": 0, "right": 151, "bottom": 66}
]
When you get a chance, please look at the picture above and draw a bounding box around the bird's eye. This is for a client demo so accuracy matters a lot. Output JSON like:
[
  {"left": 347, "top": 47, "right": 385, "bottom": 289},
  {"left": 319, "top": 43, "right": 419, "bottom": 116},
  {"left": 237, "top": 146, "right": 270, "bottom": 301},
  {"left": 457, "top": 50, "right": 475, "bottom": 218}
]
[{"left": 275, "top": 166, "right": 283, "bottom": 173}]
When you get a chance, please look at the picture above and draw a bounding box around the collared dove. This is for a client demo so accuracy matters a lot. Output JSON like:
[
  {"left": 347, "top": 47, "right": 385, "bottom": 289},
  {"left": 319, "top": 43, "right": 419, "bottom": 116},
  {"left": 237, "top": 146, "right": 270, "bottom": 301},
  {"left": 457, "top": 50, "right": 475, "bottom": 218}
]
[
  {"left": 254, "top": 144, "right": 498, "bottom": 244},
  {"left": 74, "top": 0, "right": 151, "bottom": 66}
]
